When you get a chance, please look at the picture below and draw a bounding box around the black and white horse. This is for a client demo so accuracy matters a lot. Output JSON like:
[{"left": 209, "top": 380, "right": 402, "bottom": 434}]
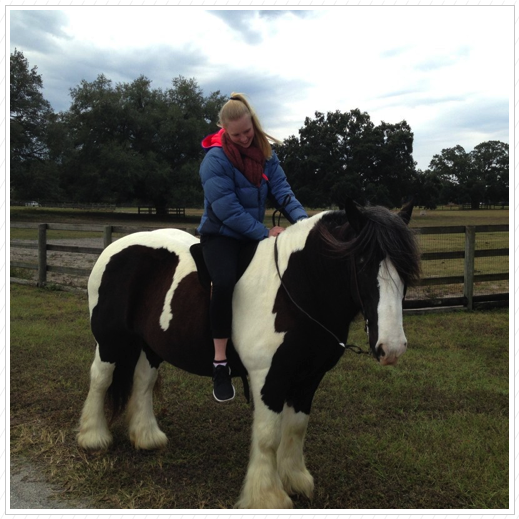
[{"left": 77, "top": 200, "right": 420, "bottom": 509}]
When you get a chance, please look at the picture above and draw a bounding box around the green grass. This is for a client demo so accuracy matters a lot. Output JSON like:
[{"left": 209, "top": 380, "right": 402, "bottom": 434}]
[
  {"left": 10, "top": 284, "right": 509, "bottom": 509},
  {"left": 410, "top": 208, "right": 509, "bottom": 227}
]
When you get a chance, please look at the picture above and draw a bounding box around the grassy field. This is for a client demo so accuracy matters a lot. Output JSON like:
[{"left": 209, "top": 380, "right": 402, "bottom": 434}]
[
  {"left": 10, "top": 205, "right": 510, "bottom": 234},
  {"left": 10, "top": 284, "right": 509, "bottom": 510}
]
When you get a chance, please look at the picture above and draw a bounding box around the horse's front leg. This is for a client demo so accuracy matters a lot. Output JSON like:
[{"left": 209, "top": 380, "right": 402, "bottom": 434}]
[
  {"left": 235, "top": 370, "right": 293, "bottom": 509},
  {"left": 277, "top": 404, "right": 314, "bottom": 499}
]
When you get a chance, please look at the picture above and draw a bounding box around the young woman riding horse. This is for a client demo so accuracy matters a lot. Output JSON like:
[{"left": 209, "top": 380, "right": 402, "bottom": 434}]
[{"left": 198, "top": 93, "right": 307, "bottom": 402}]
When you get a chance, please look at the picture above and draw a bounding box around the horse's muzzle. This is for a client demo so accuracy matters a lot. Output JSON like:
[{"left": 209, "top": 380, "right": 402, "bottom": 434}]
[{"left": 375, "top": 342, "right": 406, "bottom": 366}]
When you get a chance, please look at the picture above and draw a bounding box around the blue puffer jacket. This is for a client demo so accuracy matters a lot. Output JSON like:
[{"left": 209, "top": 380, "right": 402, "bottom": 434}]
[{"left": 197, "top": 130, "right": 308, "bottom": 241}]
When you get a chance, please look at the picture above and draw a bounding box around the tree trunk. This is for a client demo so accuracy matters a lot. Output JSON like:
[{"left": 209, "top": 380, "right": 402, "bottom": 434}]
[{"left": 155, "top": 201, "right": 168, "bottom": 217}]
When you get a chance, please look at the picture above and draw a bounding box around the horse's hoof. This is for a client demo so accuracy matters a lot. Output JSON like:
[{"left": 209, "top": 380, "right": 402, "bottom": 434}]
[
  {"left": 77, "top": 429, "right": 113, "bottom": 451},
  {"left": 130, "top": 428, "right": 168, "bottom": 450},
  {"left": 281, "top": 469, "right": 314, "bottom": 499},
  {"left": 234, "top": 488, "right": 294, "bottom": 509}
]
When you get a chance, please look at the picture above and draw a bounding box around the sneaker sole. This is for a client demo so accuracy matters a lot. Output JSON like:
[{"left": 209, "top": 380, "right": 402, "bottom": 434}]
[{"left": 213, "top": 386, "right": 236, "bottom": 403}]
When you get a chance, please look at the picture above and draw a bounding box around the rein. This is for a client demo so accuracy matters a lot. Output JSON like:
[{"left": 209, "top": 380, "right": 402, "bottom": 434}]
[
  {"left": 272, "top": 194, "right": 292, "bottom": 228},
  {"left": 273, "top": 234, "right": 371, "bottom": 357}
]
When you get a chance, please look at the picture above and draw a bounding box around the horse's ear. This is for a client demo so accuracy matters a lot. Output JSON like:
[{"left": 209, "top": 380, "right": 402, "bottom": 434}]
[
  {"left": 398, "top": 199, "right": 414, "bottom": 225},
  {"left": 344, "top": 197, "right": 366, "bottom": 233}
]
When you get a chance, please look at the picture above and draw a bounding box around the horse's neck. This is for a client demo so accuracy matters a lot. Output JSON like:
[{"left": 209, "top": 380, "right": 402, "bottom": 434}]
[
  {"left": 274, "top": 215, "right": 350, "bottom": 301},
  {"left": 268, "top": 221, "right": 361, "bottom": 344},
  {"left": 271, "top": 213, "right": 327, "bottom": 274}
]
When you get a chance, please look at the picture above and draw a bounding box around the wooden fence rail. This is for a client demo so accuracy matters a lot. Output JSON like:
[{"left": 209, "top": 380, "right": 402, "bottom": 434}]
[
  {"left": 10, "top": 222, "right": 508, "bottom": 311},
  {"left": 137, "top": 206, "right": 186, "bottom": 217}
]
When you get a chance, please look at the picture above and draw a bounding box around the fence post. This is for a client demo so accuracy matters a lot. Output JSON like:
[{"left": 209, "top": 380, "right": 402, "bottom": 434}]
[
  {"left": 103, "top": 225, "right": 113, "bottom": 249},
  {"left": 464, "top": 226, "right": 476, "bottom": 310},
  {"left": 37, "top": 223, "right": 47, "bottom": 286}
]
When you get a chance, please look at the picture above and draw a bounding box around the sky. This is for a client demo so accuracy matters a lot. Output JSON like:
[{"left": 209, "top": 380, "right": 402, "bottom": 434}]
[{"left": 8, "top": 6, "right": 513, "bottom": 171}]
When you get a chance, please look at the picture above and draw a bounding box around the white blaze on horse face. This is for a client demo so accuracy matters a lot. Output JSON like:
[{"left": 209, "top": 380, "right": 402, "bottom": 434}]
[{"left": 376, "top": 259, "right": 407, "bottom": 366}]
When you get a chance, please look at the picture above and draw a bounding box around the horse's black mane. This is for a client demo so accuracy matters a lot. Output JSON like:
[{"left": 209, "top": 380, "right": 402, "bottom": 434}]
[{"left": 318, "top": 206, "right": 421, "bottom": 286}]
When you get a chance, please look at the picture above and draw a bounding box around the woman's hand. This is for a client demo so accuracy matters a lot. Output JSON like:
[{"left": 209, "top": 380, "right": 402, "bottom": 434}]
[{"left": 269, "top": 226, "right": 285, "bottom": 237}]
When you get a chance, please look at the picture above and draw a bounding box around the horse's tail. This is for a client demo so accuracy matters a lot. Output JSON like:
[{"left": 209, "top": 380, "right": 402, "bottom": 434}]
[{"left": 106, "top": 340, "right": 143, "bottom": 422}]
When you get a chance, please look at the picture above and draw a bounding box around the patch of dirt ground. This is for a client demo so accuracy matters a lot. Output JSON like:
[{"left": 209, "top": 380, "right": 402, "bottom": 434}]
[
  {"left": 10, "top": 458, "right": 96, "bottom": 510},
  {"left": 11, "top": 238, "right": 105, "bottom": 290}
]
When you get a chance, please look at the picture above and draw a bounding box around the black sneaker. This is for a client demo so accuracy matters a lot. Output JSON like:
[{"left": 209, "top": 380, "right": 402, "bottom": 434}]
[{"left": 212, "top": 364, "right": 235, "bottom": 402}]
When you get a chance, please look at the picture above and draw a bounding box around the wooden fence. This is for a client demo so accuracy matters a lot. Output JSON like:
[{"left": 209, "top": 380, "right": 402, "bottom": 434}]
[
  {"left": 406, "top": 225, "right": 508, "bottom": 311},
  {"left": 137, "top": 206, "right": 186, "bottom": 217},
  {"left": 10, "top": 222, "right": 509, "bottom": 312}
]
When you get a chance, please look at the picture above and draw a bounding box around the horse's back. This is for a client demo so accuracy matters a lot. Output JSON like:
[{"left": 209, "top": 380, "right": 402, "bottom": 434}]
[
  {"left": 87, "top": 228, "right": 250, "bottom": 377},
  {"left": 88, "top": 228, "right": 199, "bottom": 316}
]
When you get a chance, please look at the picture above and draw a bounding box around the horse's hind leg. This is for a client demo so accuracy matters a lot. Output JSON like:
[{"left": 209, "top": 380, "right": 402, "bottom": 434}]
[
  {"left": 126, "top": 349, "right": 168, "bottom": 450},
  {"left": 277, "top": 404, "right": 314, "bottom": 499},
  {"left": 77, "top": 345, "right": 115, "bottom": 450}
]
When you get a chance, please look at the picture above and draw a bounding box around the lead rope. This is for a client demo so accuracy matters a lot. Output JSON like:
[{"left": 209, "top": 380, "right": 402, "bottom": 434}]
[{"left": 273, "top": 235, "right": 371, "bottom": 356}]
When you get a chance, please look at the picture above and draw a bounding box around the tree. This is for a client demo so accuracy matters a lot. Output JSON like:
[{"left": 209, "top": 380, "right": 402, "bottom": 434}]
[
  {"left": 61, "top": 74, "right": 226, "bottom": 212},
  {"left": 10, "top": 49, "right": 55, "bottom": 200},
  {"left": 277, "top": 109, "right": 416, "bottom": 208},
  {"left": 471, "top": 141, "right": 509, "bottom": 205},
  {"left": 428, "top": 141, "right": 509, "bottom": 208},
  {"left": 428, "top": 145, "right": 470, "bottom": 205},
  {"left": 369, "top": 120, "right": 416, "bottom": 207},
  {"left": 412, "top": 169, "right": 442, "bottom": 209}
]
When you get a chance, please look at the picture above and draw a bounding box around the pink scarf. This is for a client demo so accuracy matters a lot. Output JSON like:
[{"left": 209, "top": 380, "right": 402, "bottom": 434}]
[{"left": 221, "top": 131, "right": 265, "bottom": 187}]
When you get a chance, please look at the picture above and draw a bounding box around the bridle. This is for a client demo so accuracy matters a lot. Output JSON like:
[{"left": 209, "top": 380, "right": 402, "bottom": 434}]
[{"left": 272, "top": 202, "right": 371, "bottom": 356}]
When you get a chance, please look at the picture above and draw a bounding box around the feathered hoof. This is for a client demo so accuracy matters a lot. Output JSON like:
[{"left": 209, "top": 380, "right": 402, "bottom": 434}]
[
  {"left": 77, "top": 428, "right": 113, "bottom": 451},
  {"left": 281, "top": 469, "right": 314, "bottom": 500},
  {"left": 129, "top": 427, "right": 168, "bottom": 450},
  {"left": 234, "top": 487, "right": 294, "bottom": 509}
]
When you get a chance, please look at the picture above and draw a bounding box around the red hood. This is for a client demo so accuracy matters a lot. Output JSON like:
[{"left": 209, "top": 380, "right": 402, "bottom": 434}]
[{"left": 201, "top": 128, "right": 225, "bottom": 149}]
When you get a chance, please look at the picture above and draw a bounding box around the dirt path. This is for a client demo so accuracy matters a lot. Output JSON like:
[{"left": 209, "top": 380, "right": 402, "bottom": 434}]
[{"left": 10, "top": 458, "right": 96, "bottom": 510}]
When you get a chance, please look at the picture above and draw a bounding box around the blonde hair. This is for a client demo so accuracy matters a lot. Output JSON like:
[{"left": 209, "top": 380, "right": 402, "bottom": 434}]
[{"left": 218, "top": 92, "right": 281, "bottom": 159}]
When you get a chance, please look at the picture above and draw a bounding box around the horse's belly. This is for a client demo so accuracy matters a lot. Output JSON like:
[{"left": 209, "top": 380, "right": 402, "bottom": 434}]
[{"left": 145, "top": 271, "right": 215, "bottom": 376}]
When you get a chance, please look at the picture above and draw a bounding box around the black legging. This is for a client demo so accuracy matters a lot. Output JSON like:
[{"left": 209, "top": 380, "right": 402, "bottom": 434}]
[{"left": 200, "top": 234, "right": 250, "bottom": 339}]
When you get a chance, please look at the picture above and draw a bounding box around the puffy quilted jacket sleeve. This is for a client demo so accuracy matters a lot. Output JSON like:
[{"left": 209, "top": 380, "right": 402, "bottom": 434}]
[
  {"left": 267, "top": 152, "right": 308, "bottom": 224},
  {"left": 200, "top": 151, "right": 269, "bottom": 241}
]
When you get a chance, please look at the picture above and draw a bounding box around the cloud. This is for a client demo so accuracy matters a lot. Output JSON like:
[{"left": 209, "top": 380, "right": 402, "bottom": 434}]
[
  {"left": 446, "top": 97, "right": 509, "bottom": 135},
  {"left": 9, "top": 7, "right": 511, "bottom": 171},
  {"left": 207, "top": 10, "right": 312, "bottom": 45},
  {"left": 411, "top": 95, "right": 509, "bottom": 169},
  {"left": 208, "top": 11, "right": 263, "bottom": 45},
  {"left": 13, "top": 33, "right": 211, "bottom": 112},
  {"left": 12, "top": 9, "right": 299, "bottom": 111},
  {"left": 201, "top": 67, "right": 313, "bottom": 139},
  {"left": 10, "top": 10, "right": 71, "bottom": 53}
]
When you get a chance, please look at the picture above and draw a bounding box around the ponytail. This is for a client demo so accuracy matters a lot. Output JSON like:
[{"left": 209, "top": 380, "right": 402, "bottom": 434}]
[{"left": 218, "top": 93, "right": 281, "bottom": 159}]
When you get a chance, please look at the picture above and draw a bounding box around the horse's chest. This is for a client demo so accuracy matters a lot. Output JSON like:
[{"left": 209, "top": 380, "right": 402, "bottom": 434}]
[{"left": 231, "top": 257, "right": 286, "bottom": 369}]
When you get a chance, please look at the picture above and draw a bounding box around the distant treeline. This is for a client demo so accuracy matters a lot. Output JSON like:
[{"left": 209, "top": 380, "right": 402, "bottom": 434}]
[{"left": 11, "top": 49, "right": 508, "bottom": 213}]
